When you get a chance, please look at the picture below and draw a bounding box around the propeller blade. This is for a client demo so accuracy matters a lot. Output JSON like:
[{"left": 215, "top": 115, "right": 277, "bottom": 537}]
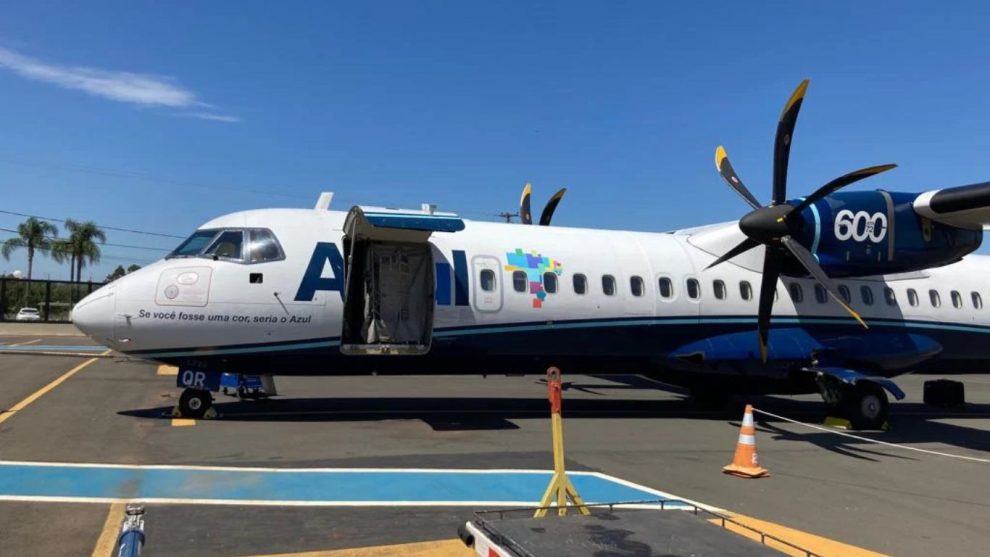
[
  {"left": 757, "top": 248, "right": 782, "bottom": 363},
  {"left": 539, "top": 187, "right": 567, "bottom": 226},
  {"left": 716, "top": 146, "right": 761, "bottom": 209},
  {"left": 780, "top": 236, "right": 868, "bottom": 330},
  {"left": 519, "top": 182, "right": 533, "bottom": 224},
  {"left": 705, "top": 237, "right": 760, "bottom": 270},
  {"left": 772, "top": 79, "right": 810, "bottom": 205},
  {"left": 787, "top": 164, "right": 897, "bottom": 217}
]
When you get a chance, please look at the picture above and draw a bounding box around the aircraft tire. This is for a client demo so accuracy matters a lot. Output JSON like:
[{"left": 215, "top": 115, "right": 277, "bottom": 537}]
[
  {"left": 179, "top": 388, "right": 213, "bottom": 419},
  {"left": 843, "top": 382, "right": 888, "bottom": 430}
]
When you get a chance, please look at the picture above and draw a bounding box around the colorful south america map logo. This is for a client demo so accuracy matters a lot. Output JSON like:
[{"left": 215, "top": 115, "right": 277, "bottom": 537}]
[{"left": 504, "top": 249, "right": 563, "bottom": 308}]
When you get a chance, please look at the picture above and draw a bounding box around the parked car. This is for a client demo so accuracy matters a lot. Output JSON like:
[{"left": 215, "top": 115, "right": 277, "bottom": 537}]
[{"left": 15, "top": 307, "right": 41, "bottom": 322}]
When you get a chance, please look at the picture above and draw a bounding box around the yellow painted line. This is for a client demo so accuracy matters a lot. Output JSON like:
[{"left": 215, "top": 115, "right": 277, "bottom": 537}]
[
  {"left": 171, "top": 418, "right": 196, "bottom": 427},
  {"left": 0, "top": 357, "right": 100, "bottom": 425},
  {"left": 239, "top": 539, "right": 473, "bottom": 557},
  {"left": 710, "top": 513, "right": 889, "bottom": 557},
  {"left": 10, "top": 338, "right": 41, "bottom": 346},
  {"left": 90, "top": 502, "right": 126, "bottom": 557},
  {"left": 157, "top": 365, "right": 179, "bottom": 376}
]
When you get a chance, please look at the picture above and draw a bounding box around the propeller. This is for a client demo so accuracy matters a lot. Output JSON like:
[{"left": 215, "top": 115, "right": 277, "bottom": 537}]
[
  {"left": 519, "top": 183, "right": 567, "bottom": 226},
  {"left": 708, "top": 79, "right": 896, "bottom": 361}
]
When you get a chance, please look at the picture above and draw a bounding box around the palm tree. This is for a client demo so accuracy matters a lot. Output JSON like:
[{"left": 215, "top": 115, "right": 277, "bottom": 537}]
[
  {"left": 1, "top": 217, "right": 58, "bottom": 282},
  {"left": 65, "top": 220, "right": 106, "bottom": 283},
  {"left": 50, "top": 239, "right": 75, "bottom": 281}
]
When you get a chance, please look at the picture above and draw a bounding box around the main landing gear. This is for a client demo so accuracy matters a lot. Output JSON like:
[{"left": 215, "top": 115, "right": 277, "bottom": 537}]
[
  {"left": 817, "top": 377, "right": 889, "bottom": 430},
  {"left": 178, "top": 388, "right": 213, "bottom": 419}
]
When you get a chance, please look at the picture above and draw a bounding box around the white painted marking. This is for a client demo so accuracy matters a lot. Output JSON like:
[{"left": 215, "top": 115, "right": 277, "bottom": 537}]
[{"left": 754, "top": 408, "right": 990, "bottom": 464}]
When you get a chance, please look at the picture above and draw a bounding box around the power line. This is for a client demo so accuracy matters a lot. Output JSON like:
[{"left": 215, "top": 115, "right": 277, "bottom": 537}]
[
  {"left": 0, "top": 157, "right": 312, "bottom": 202},
  {"left": 0, "top": 228, "right": 169, "bottom": 252},
  {"left": 0, "top": 210, "right": 185, "bottom": 239}
]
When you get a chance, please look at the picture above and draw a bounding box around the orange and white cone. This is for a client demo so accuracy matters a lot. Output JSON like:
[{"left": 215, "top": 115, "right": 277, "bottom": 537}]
[{"left": 722, "top": 404, "right": 769, "bottom": 478}]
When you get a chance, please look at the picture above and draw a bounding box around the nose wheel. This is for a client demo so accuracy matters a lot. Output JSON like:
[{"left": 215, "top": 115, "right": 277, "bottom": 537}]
[{"left": 178, "top": 388, "right": 213, "bottom": 419}]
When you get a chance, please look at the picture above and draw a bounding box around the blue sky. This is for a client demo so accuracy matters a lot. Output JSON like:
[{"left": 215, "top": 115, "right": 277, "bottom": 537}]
[{"left": 2, "top": 1, "right": 990, "bottom": 280}]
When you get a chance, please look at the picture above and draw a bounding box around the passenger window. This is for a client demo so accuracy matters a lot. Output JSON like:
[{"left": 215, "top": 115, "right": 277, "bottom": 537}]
[
  {"left": 205, "top": 230, "right": 244, "bottom": 260},
  {"left": 573, "top": 274, "right": 587, "bottom": 295},
  {"left": 861, "top": 286, "right": 874, "bottom": 306},
  {"left": 838, "top": 285, "right": 851, "bottom": 304},
  {"left": 907, "top": 289, "right": 919, "bottom": 307},
  {"left": 713, "top": 280, "right": 726, "bottom": 300},
  {"left": 951, "top": 290, "right": 962, "bottom": 309},
  {"left": 686, "top": 278, "right": 700, "bottom": 299},
  {"left": 247, "top": 229, "right": 284, "bottom": 263},
  {"left": 630, "top": 276, "right": 645, "bottom": 297},
  {"left": 814, "top": 284, "right": 827, "bottom": 304},
  {"left": 658, "top": 277, "right": 674, "bottom": 298},
  {"left": 739, "top": 281, "right": 752, "bottom": 301},
  {"left": 480, "top": 270, "right": 496, "bottom": 292},
  {"left": 884, "top": 287, "right": 896, "bottom": 306},
  {"left": 929, "top": 289, "right": 941, "bottom": 308},
  {"left": 543, "top": 272, "right": 558, "bottom": 294},
  {"left": 973, "top": 292, "right": 983, "bottom": 310},
  {"left": 602, "top": 275, "right": 616, "bottom": 296},
  {"left": 788, "top": 283, "right": 803, "bottom": 303},
  {"left": 513, "top": 271, "right": 527, "bottom": 293}
]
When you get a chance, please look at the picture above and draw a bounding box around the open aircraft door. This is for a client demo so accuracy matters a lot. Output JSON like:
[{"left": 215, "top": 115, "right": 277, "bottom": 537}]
[{"left": 340, "top": 206, "right": 465, "bottom": 355}]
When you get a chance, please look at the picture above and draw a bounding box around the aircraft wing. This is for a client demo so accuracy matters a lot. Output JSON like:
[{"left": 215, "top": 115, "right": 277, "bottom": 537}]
[{"left": 913, "top": 181, "right": 990, "bottom": 229}]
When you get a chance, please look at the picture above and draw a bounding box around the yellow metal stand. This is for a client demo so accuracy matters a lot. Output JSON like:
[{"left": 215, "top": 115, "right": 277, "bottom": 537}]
[{"left": 534, "top": 367, "right": 589, "bottom": 518}]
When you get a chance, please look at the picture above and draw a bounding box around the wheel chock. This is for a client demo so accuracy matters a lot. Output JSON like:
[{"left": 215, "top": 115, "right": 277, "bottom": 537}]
[
  {"left": 169, "top": 404, "right": 219, "bottom": 420},
  {"left": 823, "top": 416, "right": 851, "bottom": 429}
]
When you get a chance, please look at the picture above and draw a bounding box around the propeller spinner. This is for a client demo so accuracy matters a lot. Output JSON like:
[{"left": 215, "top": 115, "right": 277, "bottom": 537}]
[{"left": 709, "top": 80, "right": 897, "bottom": 361}]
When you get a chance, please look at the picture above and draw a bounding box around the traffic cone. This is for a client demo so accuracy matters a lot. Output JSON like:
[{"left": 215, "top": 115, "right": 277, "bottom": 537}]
[{"left": 722, "top": 404, "right": 769, "bottom": 478}]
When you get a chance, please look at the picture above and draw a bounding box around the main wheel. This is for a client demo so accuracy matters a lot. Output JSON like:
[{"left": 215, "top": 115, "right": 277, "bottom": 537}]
[
  {"left": 843, "top": 382, "right": 888, "bottom": 430},
  {"left": 178, "top": 388, "right": 213, "bottom": 418}
]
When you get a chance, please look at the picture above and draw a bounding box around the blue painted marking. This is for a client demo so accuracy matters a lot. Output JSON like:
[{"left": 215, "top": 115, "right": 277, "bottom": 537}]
[
  {"left": 0, "top": 345, "right": 106, "bottom": 352},
  {"left": 0, "top": 463, "right": 682, "bottom": 506},
  {"left": 810, "top": 202, "right": 822, "bottom": 261},
  {"left": 452, "top": 250, "right": 469, "bottom": 306},
  {"left": 435, "top": 262, "right": 452, "bottom": 306}
]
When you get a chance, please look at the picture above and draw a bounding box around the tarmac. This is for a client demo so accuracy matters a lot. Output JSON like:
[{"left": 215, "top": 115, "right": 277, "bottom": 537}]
[{"left": 0, "top": 326, "right": 988, "bottom": 556}]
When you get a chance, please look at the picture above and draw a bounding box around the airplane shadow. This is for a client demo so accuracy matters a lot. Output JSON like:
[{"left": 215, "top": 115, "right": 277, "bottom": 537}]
[
  {"left": 120, "top": 379, "right": 990, "bottom": 458},
  {"left": 748, "top": 399, "right": 990, "bottom": 460}
]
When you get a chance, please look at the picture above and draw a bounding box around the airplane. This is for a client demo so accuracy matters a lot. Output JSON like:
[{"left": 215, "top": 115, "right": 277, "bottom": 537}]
[{"left": 72, "top": 80, "right": 990, "bottom": 429}]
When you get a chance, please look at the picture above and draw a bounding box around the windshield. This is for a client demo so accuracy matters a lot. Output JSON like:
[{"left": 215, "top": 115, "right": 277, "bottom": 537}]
[
  {"left": 169, "top": 230, "right": 220, "bottom": 258},
  {"left": 167, "top": 228, "right": 282, "bottom": 263}
]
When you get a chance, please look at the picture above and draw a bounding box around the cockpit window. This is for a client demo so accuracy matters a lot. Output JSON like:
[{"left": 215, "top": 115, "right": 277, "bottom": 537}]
[
  {"left": 169, "top": 230, "right": 220, "bottom": 257},
  {"left": 205, "top": 230, "right": 245, "bottom": 260},
  {"left": 169, "top": 228, "right": 283, "bottom": 264},
  {"left": 247, "top": 229, "right": 285, "bottom": 263}
]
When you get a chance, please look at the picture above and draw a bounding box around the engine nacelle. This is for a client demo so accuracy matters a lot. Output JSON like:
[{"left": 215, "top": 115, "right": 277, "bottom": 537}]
[{"left": 786, "top": 190, "right": 982, "bottom": 277}]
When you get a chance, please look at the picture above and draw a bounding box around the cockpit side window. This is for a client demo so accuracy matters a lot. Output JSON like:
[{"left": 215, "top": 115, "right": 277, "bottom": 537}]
[
  {"left": 205, "top": 230, "right": 245, "bottom": 260},
  {"left": 169, "top": 230, "right": 220, "bottom": 258},
  {"left": 247, "top": 229, "right": 285, "bottom": 263}
]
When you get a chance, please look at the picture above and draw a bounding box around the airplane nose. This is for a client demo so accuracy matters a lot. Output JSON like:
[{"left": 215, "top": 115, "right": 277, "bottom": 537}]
[{"left": 72, "top": 284, "right": 116, "bottom": 343}]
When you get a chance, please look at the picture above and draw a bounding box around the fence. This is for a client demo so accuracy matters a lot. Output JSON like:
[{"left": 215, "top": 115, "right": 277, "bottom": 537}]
[{"left": 0, "top": 278, "right": 105, "bottom": 323}]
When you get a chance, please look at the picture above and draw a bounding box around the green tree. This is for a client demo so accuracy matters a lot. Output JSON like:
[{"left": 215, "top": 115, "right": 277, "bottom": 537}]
[
  {"left": 50, "top": 239, "right": 75, "bottom": 281},
  {"left": 106, "top": 265, "right": 127, "bottom": 282},
  {"left": 126, "top": 264, "right": 141, "bottom": 273},
  {"left": 1, "top": 217, "right": 58, "bottom": 284},
  {"left": 64, "top": 220, "right": 106, "bottom": 283}
]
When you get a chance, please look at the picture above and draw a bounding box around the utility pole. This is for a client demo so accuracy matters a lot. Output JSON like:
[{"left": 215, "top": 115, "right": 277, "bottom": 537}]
[{"left": 498, "top": 211, "right": 518, "bottom": 223}]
